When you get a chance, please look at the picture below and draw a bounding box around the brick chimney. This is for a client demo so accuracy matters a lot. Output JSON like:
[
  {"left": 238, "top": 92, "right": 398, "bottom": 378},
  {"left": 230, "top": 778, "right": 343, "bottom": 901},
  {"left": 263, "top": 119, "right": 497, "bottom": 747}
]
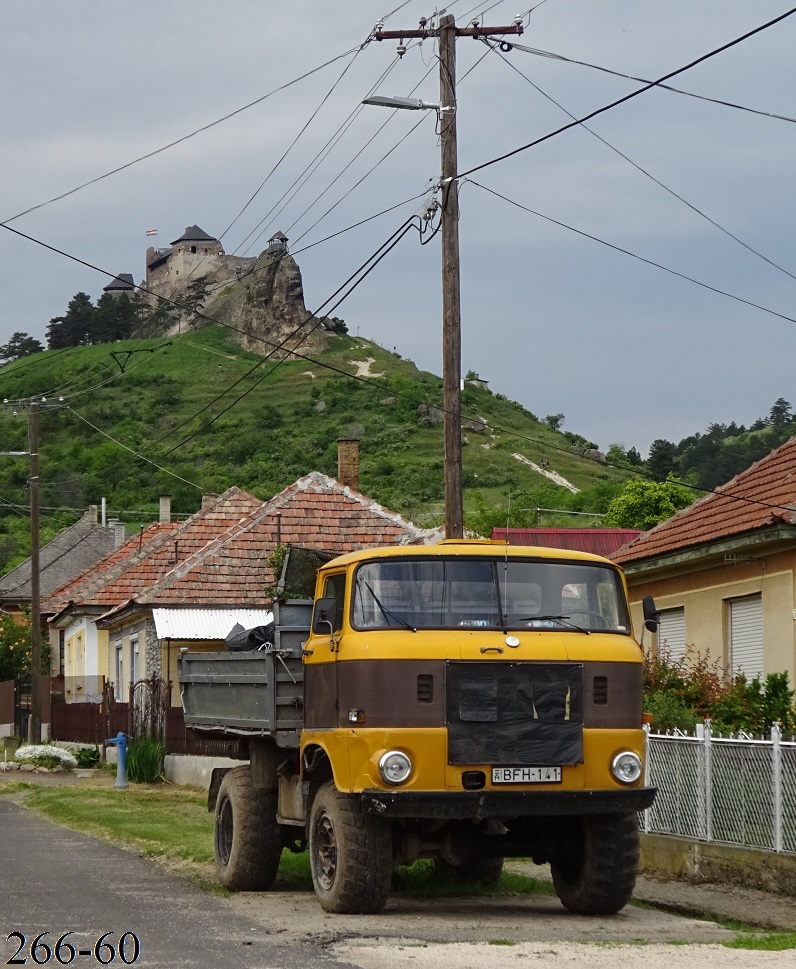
[
  {"left": 201, "top": 494, "right": 216, "bottom": 512},
  {"left": 159, "top": 495, "right": 171, "bottom": 523},
  {"left": 337, "top": 438, "right": 360, "bottom": 492}
]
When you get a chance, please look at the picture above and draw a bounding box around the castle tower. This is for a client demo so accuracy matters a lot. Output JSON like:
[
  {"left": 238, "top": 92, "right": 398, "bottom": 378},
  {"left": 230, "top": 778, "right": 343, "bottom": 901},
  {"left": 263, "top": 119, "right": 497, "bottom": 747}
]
[{"left": 268, "top": 231, "right": 288, "bottom": 253}]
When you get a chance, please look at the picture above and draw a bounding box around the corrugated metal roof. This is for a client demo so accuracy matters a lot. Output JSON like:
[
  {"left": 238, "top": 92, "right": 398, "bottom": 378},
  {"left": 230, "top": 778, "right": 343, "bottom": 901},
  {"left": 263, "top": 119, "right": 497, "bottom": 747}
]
[
  {"left": 491, "top": 528, "right": 642, "bottom": 558},
  {"left": 152, "top": 608, "right": 273, "bottom": 640}
]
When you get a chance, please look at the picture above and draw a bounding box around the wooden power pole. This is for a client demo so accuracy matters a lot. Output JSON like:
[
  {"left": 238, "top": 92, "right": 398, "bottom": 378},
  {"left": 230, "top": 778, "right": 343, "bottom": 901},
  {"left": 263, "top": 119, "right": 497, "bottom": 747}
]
[
  {"left": 29, "top": 401, "right": 42, "bottom": 744},
  {"left": 374, "top": 15, "right": 523, "bottom": 538}
]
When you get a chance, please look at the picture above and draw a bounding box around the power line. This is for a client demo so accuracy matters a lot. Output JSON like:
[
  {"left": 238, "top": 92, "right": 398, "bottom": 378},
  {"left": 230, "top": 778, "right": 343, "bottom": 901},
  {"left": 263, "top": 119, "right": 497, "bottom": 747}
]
[
  {"left": 455, "top": 7, "right": 796, "bottom": 181},
  {"left": 515, "top": 43, "right": 796, "bottom": 126},
  {"left": 486, "top": 39, "right": 796, "bottom": 285},
  {"left": 0, "top": 45, "right": 365, "bottom": 226},
  {"left": 466, "top": 178, "right": 796, "bottom": 327}
]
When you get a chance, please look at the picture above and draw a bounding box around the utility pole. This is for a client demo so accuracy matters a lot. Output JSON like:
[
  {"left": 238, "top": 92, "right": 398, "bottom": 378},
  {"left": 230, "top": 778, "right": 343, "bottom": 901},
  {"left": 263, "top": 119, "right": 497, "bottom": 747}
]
[
  {"left": 29, "top": 401, "right": 42, "bottom": 743},
  {"left": 0, "top": 401, "right": 43, "bottom": 742},
  {"left": 374, "top": 15, "right": 523, "bottom": 538}
]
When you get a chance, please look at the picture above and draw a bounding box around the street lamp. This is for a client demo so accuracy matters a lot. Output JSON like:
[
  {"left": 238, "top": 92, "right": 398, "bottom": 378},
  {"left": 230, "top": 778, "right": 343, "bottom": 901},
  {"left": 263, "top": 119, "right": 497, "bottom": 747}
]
[{"left": 361, "top": 95, "right": 443, "bottom": 111}]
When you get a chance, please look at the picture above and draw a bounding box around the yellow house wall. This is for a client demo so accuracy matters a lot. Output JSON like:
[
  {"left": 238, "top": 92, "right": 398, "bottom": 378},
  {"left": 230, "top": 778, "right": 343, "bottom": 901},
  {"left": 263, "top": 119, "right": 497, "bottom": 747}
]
[{"left": 626, "top": 549, "right": 796, "bottom": 680}]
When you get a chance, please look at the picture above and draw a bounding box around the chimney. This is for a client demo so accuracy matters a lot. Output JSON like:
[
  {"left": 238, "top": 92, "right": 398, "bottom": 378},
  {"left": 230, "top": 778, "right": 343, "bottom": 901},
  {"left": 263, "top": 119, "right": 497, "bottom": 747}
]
[
  {"left": 201, "top": 494, "right": 215, "bottom": 512},
  {"left": 107, "top": 519, "right": 127, "bottom": 547},
  {"left": 159, "top": 495, "right": 171, "bottom": 523},
  {"left": 337, "top": 438, "right": 360, "bottom": 492},
  {"left": 85, "top": 504, "right": 98, "bottom": 525}
]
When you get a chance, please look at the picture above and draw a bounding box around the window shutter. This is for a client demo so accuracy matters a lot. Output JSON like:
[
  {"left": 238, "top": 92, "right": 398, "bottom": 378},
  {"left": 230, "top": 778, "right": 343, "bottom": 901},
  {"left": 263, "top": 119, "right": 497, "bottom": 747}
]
[
  {"left": 729, "top": 594, "right": 763, "bottom": 680},
  {"left": 657, "top": 607, "right": 686, "bottom": 662}
]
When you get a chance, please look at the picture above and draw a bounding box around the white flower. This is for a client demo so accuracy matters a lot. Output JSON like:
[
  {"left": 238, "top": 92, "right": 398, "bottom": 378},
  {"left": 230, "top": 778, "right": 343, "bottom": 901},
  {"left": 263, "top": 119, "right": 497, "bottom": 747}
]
[{"left": 13, "top": 744, "right": 78, "bottom": 768}]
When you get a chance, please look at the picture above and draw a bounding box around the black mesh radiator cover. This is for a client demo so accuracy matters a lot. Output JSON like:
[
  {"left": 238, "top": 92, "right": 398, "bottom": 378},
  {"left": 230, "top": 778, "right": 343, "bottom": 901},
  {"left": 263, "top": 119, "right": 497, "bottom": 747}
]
[{"left": 446, "top": 661, "right": 583, "bottom": 766}]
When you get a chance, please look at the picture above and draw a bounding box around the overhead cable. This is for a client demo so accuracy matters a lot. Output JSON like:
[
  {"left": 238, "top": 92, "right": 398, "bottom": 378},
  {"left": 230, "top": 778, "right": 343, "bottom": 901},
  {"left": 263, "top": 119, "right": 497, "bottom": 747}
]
[{"left": 456, "top": 6, "right": 796, "bottom": 181}]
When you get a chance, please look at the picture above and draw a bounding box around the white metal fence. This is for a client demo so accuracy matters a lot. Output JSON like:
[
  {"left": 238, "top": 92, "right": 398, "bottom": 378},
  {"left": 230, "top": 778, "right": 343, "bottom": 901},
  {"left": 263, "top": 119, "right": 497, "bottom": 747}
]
[{"left": 643, "top": 723, "right": 796, "bottom": 854}]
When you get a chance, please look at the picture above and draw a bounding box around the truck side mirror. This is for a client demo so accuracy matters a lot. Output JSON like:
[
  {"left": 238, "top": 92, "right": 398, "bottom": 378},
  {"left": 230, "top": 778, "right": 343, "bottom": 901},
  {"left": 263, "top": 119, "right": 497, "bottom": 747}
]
[
  {"left": 642, "top": 595, "right": 659, "bottom": 633},
  {"left": 313, "top": 598, "right": 338, "bottom": 635}
]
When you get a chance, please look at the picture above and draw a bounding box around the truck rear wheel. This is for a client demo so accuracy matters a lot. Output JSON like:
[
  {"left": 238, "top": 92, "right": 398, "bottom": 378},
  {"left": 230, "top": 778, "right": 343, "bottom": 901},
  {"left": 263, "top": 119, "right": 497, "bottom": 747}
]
[
  {"left": 550, "top": 812, "right": 639, "bottom": 915},
  {"left": 214, "top": 767, "right": 282, "bottom": 891},
  {"left": 309, "top": 781, "right": 392, "bottom": 914}
]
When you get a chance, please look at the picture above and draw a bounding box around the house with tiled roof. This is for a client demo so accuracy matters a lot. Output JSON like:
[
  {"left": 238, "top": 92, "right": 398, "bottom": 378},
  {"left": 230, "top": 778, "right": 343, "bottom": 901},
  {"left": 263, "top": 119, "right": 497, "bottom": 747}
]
[
  {"left": 611, "top": 437, "right": 796, "bottom": 683},
  {"left": 93, "top": 472, "right": 438, "bottom": 703},
  {"left": 45, "top": 488, "right": 261, "bottom": 701},
  {"left": 0, "top": 506, "right": 129, "bottom": 620}
]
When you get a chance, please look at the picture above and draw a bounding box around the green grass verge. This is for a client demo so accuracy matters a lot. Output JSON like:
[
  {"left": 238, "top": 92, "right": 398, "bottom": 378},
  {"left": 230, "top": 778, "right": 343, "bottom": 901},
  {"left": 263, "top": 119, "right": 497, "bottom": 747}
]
[
  {"left": 0, "top": 785, "right": 551, "bottom": 898},
  {"left": 726, "top": 932, "right": 796, "bottom": 951}
]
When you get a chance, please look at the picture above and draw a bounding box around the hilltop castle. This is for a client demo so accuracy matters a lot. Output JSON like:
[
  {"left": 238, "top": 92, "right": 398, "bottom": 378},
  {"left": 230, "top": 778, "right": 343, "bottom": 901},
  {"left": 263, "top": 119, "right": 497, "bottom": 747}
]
[{"left": 144, "top": 225, "right": 287, "bottom": 299}]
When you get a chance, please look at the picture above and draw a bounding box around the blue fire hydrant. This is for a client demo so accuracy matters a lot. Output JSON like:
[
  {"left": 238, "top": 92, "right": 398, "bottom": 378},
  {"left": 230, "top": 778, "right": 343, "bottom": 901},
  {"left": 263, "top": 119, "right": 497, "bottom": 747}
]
[{"left": 106, "top": 732, "right": 129, "bottom": 789}]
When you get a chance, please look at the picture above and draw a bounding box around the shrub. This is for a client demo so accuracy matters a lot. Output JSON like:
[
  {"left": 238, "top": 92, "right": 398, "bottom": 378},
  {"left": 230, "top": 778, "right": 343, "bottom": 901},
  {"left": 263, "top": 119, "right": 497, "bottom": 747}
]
[
  {"left": 644, "top": 648, "right": 796, "bottom": 734},
  {"left": 53, "top": 741, "right": 101, "bottom": 768},
  {"left": 126, "top": 737, "right": 165, "bottom": 784}
]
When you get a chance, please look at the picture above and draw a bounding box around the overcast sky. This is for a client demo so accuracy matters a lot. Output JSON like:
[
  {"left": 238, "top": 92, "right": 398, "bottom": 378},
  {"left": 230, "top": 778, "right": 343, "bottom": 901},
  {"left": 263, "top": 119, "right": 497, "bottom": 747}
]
[{"left": 2, "top": 0, "right": 795, "bottom": 457}]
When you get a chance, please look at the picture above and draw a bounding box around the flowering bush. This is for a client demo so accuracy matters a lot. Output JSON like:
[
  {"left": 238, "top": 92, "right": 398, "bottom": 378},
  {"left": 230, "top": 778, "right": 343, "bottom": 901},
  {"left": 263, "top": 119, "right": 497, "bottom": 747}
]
[
  {"left": 13, "top": 744, "right": 77, "bottom": 770},
  {"left": 644, "top": 647, "right": 796, "bottom": 734}
]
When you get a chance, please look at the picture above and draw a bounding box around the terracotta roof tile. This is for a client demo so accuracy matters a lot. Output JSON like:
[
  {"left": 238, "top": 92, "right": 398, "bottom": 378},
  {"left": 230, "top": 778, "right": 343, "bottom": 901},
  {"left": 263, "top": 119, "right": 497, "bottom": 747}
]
[
  {"left": 98, "top": 473, "right": 439, "bottom": 616},
  {"left": 612, "top": 437, "right": 796, "bottom": 565}
]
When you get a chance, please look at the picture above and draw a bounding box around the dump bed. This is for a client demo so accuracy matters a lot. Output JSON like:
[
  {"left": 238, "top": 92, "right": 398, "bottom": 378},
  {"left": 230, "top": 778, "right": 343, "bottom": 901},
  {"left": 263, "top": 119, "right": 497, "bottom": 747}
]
[{"left": 179, "top": 600, "right": 310, "bottom": 748}]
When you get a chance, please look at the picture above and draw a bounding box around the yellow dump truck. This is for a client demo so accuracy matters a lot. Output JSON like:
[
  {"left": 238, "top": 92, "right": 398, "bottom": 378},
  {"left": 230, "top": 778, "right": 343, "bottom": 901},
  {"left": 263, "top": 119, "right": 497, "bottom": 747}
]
[{"left": 180, "top": 540, "right": 657, "bottom": 914}]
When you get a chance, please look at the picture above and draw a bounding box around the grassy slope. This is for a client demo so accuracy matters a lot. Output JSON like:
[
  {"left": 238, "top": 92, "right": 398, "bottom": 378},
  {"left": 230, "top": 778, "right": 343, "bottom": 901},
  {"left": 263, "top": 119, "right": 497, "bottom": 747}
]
[{"left": 0, "top": 327, "right": 630, "bottom": 562}]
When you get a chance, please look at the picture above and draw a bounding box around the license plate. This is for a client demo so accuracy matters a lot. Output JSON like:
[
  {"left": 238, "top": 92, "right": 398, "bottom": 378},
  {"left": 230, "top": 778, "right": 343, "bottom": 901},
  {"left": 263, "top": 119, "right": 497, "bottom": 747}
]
[{"left": 491, "top": 766, "right": 561, "bottom": 784}]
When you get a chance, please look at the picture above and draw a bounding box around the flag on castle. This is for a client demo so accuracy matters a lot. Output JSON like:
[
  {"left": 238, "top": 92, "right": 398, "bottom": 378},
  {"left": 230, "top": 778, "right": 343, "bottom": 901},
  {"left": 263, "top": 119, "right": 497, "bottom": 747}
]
[{"left": 145, "top": 229, "right": 158, "bottom": 236}]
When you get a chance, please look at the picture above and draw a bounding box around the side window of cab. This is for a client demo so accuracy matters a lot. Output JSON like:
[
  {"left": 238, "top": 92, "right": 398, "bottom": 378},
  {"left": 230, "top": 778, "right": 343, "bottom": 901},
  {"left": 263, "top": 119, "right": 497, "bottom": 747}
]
[{"left": 322, "top": 572, "right": 347, "bottom": 631}]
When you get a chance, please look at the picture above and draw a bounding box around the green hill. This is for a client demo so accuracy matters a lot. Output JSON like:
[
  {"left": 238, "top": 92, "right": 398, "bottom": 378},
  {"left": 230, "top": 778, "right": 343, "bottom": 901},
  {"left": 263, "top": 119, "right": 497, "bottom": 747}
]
[{"left": 0, "top": 326, "right": 632, "bottom": 568}]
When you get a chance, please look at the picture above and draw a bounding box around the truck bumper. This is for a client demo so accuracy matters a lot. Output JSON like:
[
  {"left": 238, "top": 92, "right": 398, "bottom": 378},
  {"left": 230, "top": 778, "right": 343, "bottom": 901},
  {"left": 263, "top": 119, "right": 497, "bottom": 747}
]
[{"left": 361, "top": 786, "right": 656, "bottom": 820}]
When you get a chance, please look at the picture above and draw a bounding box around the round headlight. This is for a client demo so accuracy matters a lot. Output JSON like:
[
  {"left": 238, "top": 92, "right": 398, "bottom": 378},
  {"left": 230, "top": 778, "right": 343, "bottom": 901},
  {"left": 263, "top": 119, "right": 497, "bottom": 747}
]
[
  {"left": 378, "top": 750, "right": 412, "bottom": 785},
  {"left": 611, "top": 751, "right": 643, "bottom": 785}
]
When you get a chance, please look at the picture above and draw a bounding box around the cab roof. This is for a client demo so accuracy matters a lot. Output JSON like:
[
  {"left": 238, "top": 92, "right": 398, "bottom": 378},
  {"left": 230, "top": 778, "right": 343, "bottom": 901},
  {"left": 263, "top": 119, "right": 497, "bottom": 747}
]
[{"left": 319, "top": 540, "right": 618, "bottom": 571}]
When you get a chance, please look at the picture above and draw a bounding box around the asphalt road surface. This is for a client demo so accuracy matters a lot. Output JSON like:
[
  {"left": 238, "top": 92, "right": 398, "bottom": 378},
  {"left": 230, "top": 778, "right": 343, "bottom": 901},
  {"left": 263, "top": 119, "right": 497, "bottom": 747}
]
[
  {"left": 0, "top": 800, "right": 341, "bottom": 969},
  {"left": 0, "top": 800, "right": 788, "bottom": 969}
]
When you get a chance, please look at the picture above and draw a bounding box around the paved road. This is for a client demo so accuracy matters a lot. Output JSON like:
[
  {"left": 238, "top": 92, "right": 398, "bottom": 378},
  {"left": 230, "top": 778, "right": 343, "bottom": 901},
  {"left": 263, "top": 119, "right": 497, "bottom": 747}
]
[
  {"left": 0, "top": 801, "right": 346, "bottom": 969},
  {"left": 1, "top": 799, "right": 789, "bottom": 969}
]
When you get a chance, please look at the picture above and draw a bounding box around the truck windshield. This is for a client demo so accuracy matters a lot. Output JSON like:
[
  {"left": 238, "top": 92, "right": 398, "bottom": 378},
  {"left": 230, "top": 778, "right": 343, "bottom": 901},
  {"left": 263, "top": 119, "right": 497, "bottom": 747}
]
[{"left": 351, "top": 557, "right": 630, "bottom": 633}]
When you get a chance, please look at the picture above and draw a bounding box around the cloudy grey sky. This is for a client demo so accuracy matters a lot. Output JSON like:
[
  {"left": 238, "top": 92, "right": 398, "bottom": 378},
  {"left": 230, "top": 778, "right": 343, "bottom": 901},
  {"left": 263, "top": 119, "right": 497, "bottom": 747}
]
[{"left": 2, "top": 1, "right": 795, "bottom": 456}]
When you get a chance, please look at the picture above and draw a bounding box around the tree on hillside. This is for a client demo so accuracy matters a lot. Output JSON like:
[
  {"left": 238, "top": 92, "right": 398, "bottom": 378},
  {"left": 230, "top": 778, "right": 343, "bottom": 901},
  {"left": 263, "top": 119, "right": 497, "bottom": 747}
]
[
  {"left": 46, "top": 292, "right": 95, "bottom": 348},
  {"left": 0, "top": 332, "right": 44, "bottom": 362},
  {"left": 92, "top": 292, "right": 143, "bottom": 343},
  {"left": 603, "top": 475, "right": 694, "bottom": 530},
  {"left": 646, "top": 438, "right": 677, "bottom": 480},
  {"left": 544, "top": 413, "right": 565, "bottom": 431},
  {"left": 768, "top": 397, "right": 793, "bottom": 427}
]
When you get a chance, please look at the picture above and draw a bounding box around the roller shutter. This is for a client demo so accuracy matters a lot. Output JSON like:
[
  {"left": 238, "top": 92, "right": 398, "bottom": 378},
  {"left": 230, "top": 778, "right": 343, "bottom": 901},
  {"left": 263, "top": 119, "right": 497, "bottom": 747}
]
[
  {"left": 657, "top": 607, "right": 686, "bottom": 662},
  {"left": 729, "top": 594, "right": 763, "bottom": 680}
]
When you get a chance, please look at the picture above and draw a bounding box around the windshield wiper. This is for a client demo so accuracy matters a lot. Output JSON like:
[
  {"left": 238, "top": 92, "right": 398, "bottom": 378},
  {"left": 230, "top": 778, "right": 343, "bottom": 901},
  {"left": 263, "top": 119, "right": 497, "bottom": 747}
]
[
  {"left": 364, "top": 582, "right": 416, "bottom": 632},
  {"left": 519, "top": 614, "right": 590, "bottom": 635}
]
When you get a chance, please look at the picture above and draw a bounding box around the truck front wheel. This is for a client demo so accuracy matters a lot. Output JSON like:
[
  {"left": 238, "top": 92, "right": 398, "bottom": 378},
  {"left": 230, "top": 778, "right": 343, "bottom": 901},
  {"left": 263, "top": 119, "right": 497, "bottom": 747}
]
[
  {"left": 214, "top": 767, "right": 282, "bottom": 891},
  {"left": 309, "top": 781, "right": 392, "bottom": 913},
  {"left": 550, "top": 812, "right": 639, "bottom": 915}
]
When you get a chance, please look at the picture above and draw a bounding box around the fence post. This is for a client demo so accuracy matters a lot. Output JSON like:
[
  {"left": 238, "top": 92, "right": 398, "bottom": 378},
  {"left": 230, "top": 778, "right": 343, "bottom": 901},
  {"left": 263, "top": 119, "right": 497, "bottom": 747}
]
[
  {"left": 697, "top": 720, "right": 714, "bottom": 842},
  {"left": 772, "top": 722, "right": 783, "bottom": 853},
  {"left": 643, "top": 723, "right": 651, "bottom": 833}
]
